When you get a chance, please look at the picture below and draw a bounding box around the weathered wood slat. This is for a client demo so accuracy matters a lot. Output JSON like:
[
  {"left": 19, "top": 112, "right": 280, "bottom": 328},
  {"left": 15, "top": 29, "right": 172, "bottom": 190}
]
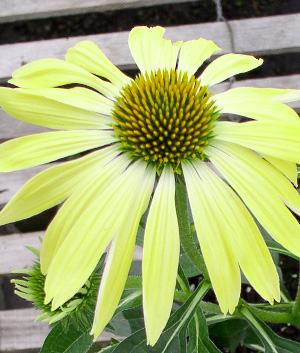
[
  {"left": 0, "top": 117, "right": 51, "bottom": 139},
  {"left": 0, "top": 0, "right": 195, "bottom": 23},
  {"left": 1, "top": 73, "right": 300, "bottom": 139},
  {"left": 1, "top": 14, "right": 300, "bottom": 81},
  {"left": 0, "top": 307, "right": 122, "bottom": 351},
  {"left": 0, "top": 308, "right": 50, "bottom": 351},
  {"left": 0, "top": 230, "right": 143, "bottom": 275},
  {"left": 0, "top": 164, "right": 53, "bottom": 205},
  {"left": 0, "top": 232, "right": 43, "bottom": 274}
]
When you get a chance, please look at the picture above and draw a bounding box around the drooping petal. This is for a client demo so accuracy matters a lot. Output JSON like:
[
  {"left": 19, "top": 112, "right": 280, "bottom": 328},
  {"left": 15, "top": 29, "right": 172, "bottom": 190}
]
[
  {"left": 19, "top": 87, "right": 115, "bottom": 115},
  {"left": 0, "top": 130, "right": 115, "bottom": 172},
  {"left": 208, "top": 145, "right": 300, "bottom": 257},
  {"left": 213, "top": 88, "right": 300, "bottom": 123},
  {"left": 9, "top": 59, "right": 119, "bottom": 99},
  {"left": 40, "top": 153, "right": 130, "bottom": 274},
  {"left": 177, "top": 38, "right": 221, "bottom": 78},
  {"left": 143, "top": 166, "right": 180, "bottom": 346},
  {"left": 0, "top": 88, "right": 112, "bottom": 130},
  {"left": 262, "top": 153, "right": 298, "bottom": 186},
  {"left": 192, "top": 160, "right": 280, "bottom": 303},
  {"left": 0, "top": 146, "right": 119, "bottom": 225},
  {"left": 128, "top": 26, "right": 182, "bottom": 74},
  {"left": 91, "top": 166, "right": 155, "bottom": 339},
  {"left": 211, "top": 141, "right": 300, "bottom": 216},
  {"left": 214, "top": 120, "right": 300, "bottom": 163},
  {"left": 199, "top": 53, "right": 263, "bottom": 86},
  {"left": 182, "top": 161, "right": 240, "bottom": 314},
  {"left": 44, "top": 159, "right": 151, "bottom": 309},
  {"left": 66, "top": 41, "right": 132, "bottom": 88}
]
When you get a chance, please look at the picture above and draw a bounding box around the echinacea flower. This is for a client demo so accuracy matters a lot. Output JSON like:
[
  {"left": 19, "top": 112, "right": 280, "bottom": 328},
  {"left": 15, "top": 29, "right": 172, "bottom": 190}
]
[{"left": 1, "top": 26, "right": 300, "bottom": 345}]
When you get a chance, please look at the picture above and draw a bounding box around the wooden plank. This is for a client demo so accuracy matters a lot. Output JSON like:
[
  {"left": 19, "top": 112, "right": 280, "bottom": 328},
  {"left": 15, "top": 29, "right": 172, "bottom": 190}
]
[
  {"left": 0, "top": 307, "right": 122, "bottom": 351},
  {"left": 1, "top": 73, "right": 300, "bottom": 139},
  {"left": 0, "top": 115, "right": 51, "bottom": 139},
  {"left": 0, "top": 230, "right": 143, "bottom": 274},
  {"left": 0, "top": 164, "right": 53, "bottom": 205},
  {"left": 0, "top": 0, "right": 195, "bottom": 23},
  {"left": 1, "top": 14, "right": 300, "bottom": 81},
  {"left": 0, "top": 232, "right": 43, "bottom": 274},
  {"left": 0, "top": 308, "right": 50, "bottom": 351}
]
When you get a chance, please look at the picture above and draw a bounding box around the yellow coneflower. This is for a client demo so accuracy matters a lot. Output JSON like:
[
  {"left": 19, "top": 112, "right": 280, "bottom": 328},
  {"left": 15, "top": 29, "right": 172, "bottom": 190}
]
[{"left": 0, "top": 26, "right": 300, "bottom": 345}]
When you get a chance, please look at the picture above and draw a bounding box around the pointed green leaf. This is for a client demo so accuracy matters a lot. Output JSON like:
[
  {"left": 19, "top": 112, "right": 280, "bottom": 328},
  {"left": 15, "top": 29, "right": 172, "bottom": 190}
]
[
  {"left": 113, "top": 289, "right": 142, "bottom": 318},
  {"left": 240, "top": 303, "right": 300, "bottom": 353},
  {"left": 209, "top": 319, "right": 257, "bottom": 353},
  {"left": 108, "top": 280, "right": 211, "bottom": 353},
  {"left": 267, "top": 241, "right": 300, "bottom": 261},
  {"left": 176, "top": 264, "right": 192, "bottom": 295},
  {"left": 40, "top": 321, "right": 93, "bottom": 353},
  {"left": 188, "top": 307, "right": 222, "bottom": 353}
]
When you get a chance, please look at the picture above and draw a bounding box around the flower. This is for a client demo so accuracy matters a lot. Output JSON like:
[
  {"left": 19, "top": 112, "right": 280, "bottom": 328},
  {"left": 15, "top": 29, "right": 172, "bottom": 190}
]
[{"left": 0, "top": 26, "right": 300, "bottom": 345}]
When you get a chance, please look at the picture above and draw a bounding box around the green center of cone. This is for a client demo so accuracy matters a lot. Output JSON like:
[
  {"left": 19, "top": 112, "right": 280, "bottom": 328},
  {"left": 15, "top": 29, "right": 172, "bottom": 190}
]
[{"left": 112, "top": 69, "right": 218, "bottom": 172}]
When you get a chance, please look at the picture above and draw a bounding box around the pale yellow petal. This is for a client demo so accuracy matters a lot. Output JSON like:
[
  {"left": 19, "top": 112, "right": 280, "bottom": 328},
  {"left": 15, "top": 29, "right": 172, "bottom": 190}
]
[
  {"left": 128, "top": 26, "right": 182, "bottom": 74},
  {"left": 199, "top": 53, "right": 263, "bottom": 86},
  {"left": 66, "top": 41, "right": 132, "bottom": 88},
  {"left": 193, "top": 160, "right": 279, "bottom": 303},
  {"left": 40, "top": 152, "right": 129, "bottom": 274},
  {"left": 18, "top": 87, "right": 114, "bottom": 116},
  {"left": 0, "top": 146, "right": 119, "bottom": 225},
  {"left": 213, "top": 88, "right": 300, "bottom": 123},
  {"left": 143, "top": 166, "right": 180, "bottom": 345},
  {"left": 177, "top": 38, "right": 221, "bottom": 78},
  {"left": 0, "top": 87, "right": 112, "bottom": 130},
  {"left": 214, "top": 121, "right": 300, "bottom": 163},
  {"left": 208, "top": 146, "right": 300, "bottom": 257},
  {"left": 262, "top": 153, "right": 298, "bottom": 186},
  {"left": 9, "top": 59, "right": 119, "bottom": 99},
  {"left": 44, "top": 159, "right": 150, "bottom": 308},
  {"left": 0, "top": 130, "right": 114, "bottom": 172},
  {"left": 182, "top": 161, "right": 240, "bottom": 314},
  {"left": 91, "top": 166, "right": 155, "bottom": 339},
  {"left": 211, "top": 141, "right": 300, "bottom": 216}
]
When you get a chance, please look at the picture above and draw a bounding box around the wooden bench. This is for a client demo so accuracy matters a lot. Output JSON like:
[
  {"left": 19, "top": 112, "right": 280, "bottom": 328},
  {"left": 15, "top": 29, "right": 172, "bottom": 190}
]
[{"left": 0, "top": 1, "right": 300, "bottom": 351}]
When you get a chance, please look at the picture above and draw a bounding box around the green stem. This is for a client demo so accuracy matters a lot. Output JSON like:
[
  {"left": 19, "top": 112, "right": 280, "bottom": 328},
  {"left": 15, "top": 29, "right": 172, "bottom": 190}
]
[
  {"left": 249, "top": 305, "right": 295, "bottom": 324},
  {"left": 292, "top": 266, "right": 300, "bottom": 317},
  {"left": 175, "top": 177, "right": 209, "bottom": 279},
  {"left": 199, "top": 301, "right": 222, "bottom": 314},
  {"left": 252, "top": 302, "right": 293, "bottom": 310}
]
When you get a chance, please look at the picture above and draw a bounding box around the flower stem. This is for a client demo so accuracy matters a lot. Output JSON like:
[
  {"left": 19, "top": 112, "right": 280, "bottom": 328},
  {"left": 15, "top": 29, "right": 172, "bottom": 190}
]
[
  {"left": 249, "top": 305, "right": 295, "bottom": 324},
  {"left": 175, "top": 177, "right": 209, "bottom": 279}
]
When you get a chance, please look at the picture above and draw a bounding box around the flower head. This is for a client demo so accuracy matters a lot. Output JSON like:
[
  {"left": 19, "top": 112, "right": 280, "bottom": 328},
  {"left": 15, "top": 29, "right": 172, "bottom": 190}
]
[{"left": 0, "top": 26, "right": 300, "bottom": 345}]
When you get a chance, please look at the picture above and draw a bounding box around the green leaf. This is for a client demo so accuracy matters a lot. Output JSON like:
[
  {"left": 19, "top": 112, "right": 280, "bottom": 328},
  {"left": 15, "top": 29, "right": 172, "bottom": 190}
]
[
  {"left": 40, "top": 321, "right": 93, "bottom": 353},
  {"left": 176, "top": 264, "right": 192, "bottom": 295},
  {"left": 209, "top": 319, "right": 258, "bottom": 353},
  {"left": 98, "top": 340, "right": 121, "bottom": 352},
  {"left": 179, "top": 252, "right": 202, "bottom": 278},
  {"left": 267, "top": 241, "right": 300, "bottom": 261},
  {"left": 109, "top": 281, "right": 211, "bottom": 353},
  {"left": 113, "top": 289, "right": 142, "bottom": 317},
  {"left": 240, "top": 303, "right": 300, "bottom": 353},
  {"left": 108, "top": 306, "right": 144, "bottom": 337},
  {"left": 189, "top": 307, "right": 223, "bottom": 353}
]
